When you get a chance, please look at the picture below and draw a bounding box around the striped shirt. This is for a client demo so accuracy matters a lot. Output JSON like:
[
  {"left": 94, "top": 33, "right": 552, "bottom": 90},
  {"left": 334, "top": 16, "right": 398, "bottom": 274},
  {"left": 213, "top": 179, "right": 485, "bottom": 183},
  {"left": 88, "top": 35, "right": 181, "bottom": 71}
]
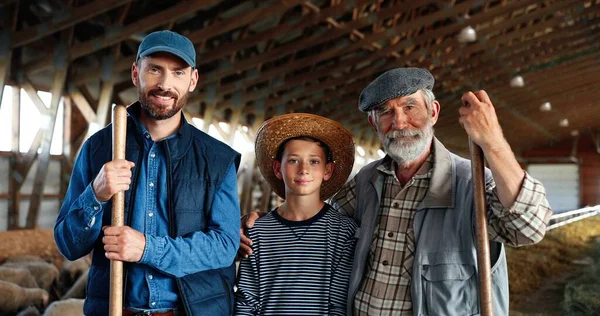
[
  {"left": 333, "top": 154, "right": 552, "bottom": 315},
  {"left": 235, "top": 204, "right": 357, "bottom": 315}
]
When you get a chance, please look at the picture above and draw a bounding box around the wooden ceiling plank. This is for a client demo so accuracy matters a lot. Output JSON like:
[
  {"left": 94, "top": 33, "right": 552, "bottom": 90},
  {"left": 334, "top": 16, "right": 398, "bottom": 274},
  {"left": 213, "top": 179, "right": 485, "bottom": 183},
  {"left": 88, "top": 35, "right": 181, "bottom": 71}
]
[
  {"left": 195, "top": 0, "right": 433, "bottom": 87},
  {"left": 23, "top": 0, "right": 222, "bottom": 74},
  {"left": 110, "top": 0, "right": 524, "bottom": 111},
  {"left": 188, "top": 0, "right": 303, "bottom": 46},
  {"left": 451, "top": 38, "right": 600, "bottom": 98},
  {"left": 199, "top": 0, "right": 539, "bottom": 111},
  {"left": 198, "top": 0, "right": 362, "bottom": 66},
  {"left": 438, "top": 4, "right": 600, "bottom": 88},
  {"left": 436, "top": 1, "right": 600, "bottom": 92},
  {"left": 295, "top": 1, "right": 587, "bottom": 116},
  {"left": 12, "top": 0, "right": 132, "bottom": 48},
  {"left": 72, "top": 0, "right": 321, "bottom": 86}
]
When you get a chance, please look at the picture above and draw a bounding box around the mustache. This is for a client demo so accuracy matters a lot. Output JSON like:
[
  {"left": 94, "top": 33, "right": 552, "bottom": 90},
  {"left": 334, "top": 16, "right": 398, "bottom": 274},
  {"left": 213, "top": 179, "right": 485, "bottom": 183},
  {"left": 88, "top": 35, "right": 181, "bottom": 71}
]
[
  {"left": 149, "top": 89, "right": 177, "bottom": 98},
  {"left": 385, "top": 129, "right": 422, "bottom": 139}
]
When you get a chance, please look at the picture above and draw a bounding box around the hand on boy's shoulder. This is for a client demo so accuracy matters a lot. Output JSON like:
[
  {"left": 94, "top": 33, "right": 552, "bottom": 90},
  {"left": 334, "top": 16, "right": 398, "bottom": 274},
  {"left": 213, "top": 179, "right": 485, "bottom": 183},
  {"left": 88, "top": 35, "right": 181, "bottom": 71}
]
[{"left": 238, "top": 211, "right": 268, "bottom": 258}]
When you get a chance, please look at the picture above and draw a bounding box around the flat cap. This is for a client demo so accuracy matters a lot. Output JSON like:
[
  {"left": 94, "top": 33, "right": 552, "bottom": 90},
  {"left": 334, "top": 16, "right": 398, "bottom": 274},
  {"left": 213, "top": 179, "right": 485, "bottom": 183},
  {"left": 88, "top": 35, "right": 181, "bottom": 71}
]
[{"left": 358, "top": 67, "right": 435, "bottom": 112}]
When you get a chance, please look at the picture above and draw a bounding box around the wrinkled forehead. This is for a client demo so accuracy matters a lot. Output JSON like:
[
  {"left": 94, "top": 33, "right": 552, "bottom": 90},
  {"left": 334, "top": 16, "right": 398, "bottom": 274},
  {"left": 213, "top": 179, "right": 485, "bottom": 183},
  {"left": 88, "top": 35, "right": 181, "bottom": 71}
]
[{"left": 380, "top": 90, "right": 425, "bottom": 108}]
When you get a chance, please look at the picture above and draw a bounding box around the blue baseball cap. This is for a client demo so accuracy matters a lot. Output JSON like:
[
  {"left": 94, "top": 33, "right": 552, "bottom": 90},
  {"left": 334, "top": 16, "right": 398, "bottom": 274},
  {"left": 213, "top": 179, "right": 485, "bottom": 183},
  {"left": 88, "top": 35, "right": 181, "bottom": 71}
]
[{"left": 136, "top": 30, "right": 196, "bottom": 68}]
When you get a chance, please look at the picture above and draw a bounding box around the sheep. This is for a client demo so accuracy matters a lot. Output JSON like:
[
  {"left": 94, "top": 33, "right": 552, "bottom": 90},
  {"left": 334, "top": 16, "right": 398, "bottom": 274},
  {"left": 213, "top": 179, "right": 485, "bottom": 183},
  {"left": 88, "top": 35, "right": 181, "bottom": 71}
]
[
  {"left": 58, "top": 257, "right": 90, "bottom": 296},
  {"left": 61, "top": 269, "right": 88, "bottom": 299},
  {"left": 16, "top": 306, "right": 41, "bottom": 316},
  {"left": 0, "top": 266, "right": 38, "bottom": 288},
  {"left": 0, "top": 280, "right": 48, "bottom": 315},
  {"left": 3, "top": 256, "right": 59, "bottom": 295},
  {"left": 42, "top": 298, "right": 84, "bottom": 316}
]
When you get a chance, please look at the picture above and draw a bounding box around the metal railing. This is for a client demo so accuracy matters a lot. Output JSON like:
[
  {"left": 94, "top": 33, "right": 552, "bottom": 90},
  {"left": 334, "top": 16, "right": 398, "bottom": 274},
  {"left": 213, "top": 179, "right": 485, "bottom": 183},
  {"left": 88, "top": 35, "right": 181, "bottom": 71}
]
[{"left": 547, "top": 205, "right": 600, "bottom": 231}]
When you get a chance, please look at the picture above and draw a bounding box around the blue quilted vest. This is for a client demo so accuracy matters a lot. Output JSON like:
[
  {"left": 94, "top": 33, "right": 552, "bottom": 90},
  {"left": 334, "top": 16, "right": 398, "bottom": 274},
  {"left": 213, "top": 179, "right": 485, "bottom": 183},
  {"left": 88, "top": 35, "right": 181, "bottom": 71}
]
[{"left": 83, "top": 102, "right": 240, "bottom": 316}]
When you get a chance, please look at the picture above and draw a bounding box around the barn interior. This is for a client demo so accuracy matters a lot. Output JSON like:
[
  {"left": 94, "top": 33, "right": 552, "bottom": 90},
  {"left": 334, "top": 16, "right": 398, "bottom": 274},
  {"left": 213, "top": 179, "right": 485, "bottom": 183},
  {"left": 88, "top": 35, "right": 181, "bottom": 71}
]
[{"left": 0, "top": 0, "right": 599, "bottom": 314}]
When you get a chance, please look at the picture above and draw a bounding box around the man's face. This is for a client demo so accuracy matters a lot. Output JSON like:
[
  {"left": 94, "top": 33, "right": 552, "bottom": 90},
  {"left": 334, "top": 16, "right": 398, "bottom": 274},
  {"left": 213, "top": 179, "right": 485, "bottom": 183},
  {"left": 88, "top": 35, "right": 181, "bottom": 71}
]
[
  {"left": 131, "top": 52, "right": 198, "bottom": 120},
  {"left": 369, "top": 90, "right": 440, "bottom": 164}
]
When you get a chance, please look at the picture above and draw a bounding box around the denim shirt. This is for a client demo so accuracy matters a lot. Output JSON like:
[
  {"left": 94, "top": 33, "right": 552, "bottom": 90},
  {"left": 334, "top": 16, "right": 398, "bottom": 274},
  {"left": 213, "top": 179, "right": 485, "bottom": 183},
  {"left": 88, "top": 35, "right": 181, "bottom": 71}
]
[{"left": 125, "top": 125, "right": 177, "bottom": 309}]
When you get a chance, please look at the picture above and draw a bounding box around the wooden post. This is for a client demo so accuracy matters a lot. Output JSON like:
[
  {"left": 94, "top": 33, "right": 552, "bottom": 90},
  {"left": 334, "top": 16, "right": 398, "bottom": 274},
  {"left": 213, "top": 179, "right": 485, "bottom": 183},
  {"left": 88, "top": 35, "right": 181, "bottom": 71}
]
[
  {"left": 469, "top": 140, "right": 493, "bottom": 316},
  {"left": 0, "top": 30, "right": 10, "bottom": 104},
  {"left": 109, "top": 105, "right": 127, "bottom": 316},
  {"left": 24, "top": 30, "right": 69, "bottom": 227}
]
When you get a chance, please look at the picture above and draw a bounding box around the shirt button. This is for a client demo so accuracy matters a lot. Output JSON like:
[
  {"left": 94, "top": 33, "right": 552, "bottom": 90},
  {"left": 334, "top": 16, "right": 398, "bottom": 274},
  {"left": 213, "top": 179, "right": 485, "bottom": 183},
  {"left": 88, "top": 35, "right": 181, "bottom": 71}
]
[
  {"left": 85, "top": 226, "right": 90, "bottom": 231},
  {"left": 145, "top": 134, "right": 151, "bottom": 139},
  {"left": 382, "top": 260, "right": 389, "bottom": 266},
  {"left": 148, "top": 274, "right": 153, "bottom": 280},
  {"left": 149, "top": 182, "right": 154, "bottom": 187},
  {"left": 151, "top": 302, "right": 156, "bottom": 306},
  {"left": 393, "top": 202, "right": 399, "bottom": 208},
  {"left": 148, "top": 212, "right": 154, "bottom": 217},
  {"left": 150, "top": 153, "right": 156, "bottom": 158},
  {"left": 93, "top": 206, "right": 99, "bottom": 211},
  {"left": 388, "top": 232, "right": 394, "bottom": 238}
]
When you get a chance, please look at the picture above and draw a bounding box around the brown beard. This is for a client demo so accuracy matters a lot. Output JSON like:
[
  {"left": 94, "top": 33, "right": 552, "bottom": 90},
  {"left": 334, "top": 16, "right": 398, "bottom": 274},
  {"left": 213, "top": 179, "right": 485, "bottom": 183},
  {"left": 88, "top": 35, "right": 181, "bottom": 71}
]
[{"left": 138, "top": 87, "right": 189, "bottom": 120}]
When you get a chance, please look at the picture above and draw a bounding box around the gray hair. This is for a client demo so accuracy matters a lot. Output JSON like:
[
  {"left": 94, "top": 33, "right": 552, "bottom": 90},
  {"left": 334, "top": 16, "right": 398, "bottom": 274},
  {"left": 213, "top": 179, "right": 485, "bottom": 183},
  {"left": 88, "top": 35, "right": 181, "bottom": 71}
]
[{"left": 368, "top": 88, "right": 436, "bottom": 125}]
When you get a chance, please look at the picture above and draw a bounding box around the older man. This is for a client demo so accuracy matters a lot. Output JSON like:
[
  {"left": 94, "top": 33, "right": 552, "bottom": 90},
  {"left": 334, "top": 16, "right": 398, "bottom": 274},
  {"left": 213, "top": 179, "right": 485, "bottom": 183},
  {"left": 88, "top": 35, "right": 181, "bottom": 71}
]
[
  {"left": 241, "top": 68, "right": 552, "bottom": 316},
  {"left": 333, "top": 68, "right": 552, "bottom": 315},
  {"left": 55, "top": 31, "right": 241, "bottom": 316}
]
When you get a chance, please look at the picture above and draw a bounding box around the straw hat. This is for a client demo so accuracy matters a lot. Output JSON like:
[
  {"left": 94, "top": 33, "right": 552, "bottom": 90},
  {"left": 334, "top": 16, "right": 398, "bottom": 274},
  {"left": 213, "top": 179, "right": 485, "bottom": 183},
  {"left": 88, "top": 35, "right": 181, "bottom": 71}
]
[{"left": 255, "top": 113, "right": 355, "bottom": 201}]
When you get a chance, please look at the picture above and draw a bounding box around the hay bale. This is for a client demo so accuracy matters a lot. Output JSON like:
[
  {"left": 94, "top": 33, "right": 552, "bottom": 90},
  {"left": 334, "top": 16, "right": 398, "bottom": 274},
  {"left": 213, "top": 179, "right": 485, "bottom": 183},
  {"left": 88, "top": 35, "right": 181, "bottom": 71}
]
[
  {"left": 0, "top": 230, "right": 63, "bottom": 268},
  {"left": 563, "top": 260, "right": 600, "bottom": 314}
]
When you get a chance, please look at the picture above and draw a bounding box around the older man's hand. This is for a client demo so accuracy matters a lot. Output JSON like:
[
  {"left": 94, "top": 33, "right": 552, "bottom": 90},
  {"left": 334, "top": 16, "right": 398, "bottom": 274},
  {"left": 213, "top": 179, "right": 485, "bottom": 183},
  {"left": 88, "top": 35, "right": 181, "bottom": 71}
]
[
  {"left": 238, "top": 211, "right": 266, "bottom": 258},
  {"left": 459, "top": 90, "right": 507, "bottom": 152}
]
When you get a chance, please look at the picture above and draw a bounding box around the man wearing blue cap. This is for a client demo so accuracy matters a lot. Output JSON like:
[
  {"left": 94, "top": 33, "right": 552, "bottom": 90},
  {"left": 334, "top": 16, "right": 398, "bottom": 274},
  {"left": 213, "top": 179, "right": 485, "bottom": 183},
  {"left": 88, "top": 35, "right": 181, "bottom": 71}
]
[
  {"left": 241, "top": 67, "right": 552, "bottom": 315},
  {"left": 55, "top": 30, "right": 241, "bottom": 316}
]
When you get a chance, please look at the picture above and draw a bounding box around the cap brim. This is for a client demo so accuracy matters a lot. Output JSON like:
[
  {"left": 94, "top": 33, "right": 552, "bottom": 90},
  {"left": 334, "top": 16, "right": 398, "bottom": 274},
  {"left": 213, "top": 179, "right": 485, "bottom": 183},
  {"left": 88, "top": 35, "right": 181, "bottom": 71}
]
[
  {"left": 255, "top": 113, "right": 355, "bottom": 201},
  {"left": 138, "top": 46, "right": 195, "bottom": 68}
]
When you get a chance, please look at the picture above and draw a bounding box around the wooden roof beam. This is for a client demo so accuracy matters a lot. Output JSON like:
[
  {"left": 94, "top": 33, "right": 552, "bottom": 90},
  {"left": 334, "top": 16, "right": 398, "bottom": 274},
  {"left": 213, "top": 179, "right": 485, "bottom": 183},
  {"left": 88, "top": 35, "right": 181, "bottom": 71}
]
[
  {"left": 22, "top": 0, "right": 221, "bottom": 74},
  {"left": 440, "top": 27, "right": 600, "bottom": 95},
  {"left": 12, "top": 0, "right": 131, "bottom": 48},
  {"left": 197, "top": 0, "right": 533, "bottom": 110},
  {"left": 289, "top": 0, "right": 578, "bottom": 115},
  {"left": 72, "top": 0, "right": 313, "bottom": 85},
  {"left": 435, "top": 14, "right": 600, "bottom": 91},
  {"left": 195, "top": 0, "right": 430, "bottom": 87}
]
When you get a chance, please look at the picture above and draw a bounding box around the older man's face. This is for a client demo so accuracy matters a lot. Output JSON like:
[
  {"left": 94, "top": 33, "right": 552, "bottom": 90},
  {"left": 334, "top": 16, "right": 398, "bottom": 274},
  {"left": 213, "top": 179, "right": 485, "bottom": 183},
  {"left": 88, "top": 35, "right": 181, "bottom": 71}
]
[{"left": 369, "top": 90, "right": 439, "bottom": 164}]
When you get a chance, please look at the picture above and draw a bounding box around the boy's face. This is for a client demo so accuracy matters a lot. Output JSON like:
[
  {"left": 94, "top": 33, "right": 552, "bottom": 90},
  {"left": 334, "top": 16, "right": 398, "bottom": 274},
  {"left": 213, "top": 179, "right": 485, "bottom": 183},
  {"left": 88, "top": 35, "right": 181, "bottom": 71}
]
[{"left": 273, "top": 139, "right": 334, "bottom": 199}]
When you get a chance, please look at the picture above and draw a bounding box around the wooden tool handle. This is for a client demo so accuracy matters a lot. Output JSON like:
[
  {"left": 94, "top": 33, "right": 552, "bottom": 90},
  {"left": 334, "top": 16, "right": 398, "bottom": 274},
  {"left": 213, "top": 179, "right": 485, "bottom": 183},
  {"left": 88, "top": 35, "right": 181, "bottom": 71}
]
[
  {"left": 109, "top": 105, "right": 127, "bottom": 316},
  {"left": 469, "top": 139, "right": 493, "bottom": 316}
]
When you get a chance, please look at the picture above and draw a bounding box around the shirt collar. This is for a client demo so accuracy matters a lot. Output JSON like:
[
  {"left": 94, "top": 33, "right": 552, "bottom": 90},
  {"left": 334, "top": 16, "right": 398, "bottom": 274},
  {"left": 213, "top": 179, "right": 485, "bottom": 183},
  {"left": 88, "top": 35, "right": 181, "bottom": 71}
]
[{"left": 374, "top": 137, "right": 454, "bottom": 208}]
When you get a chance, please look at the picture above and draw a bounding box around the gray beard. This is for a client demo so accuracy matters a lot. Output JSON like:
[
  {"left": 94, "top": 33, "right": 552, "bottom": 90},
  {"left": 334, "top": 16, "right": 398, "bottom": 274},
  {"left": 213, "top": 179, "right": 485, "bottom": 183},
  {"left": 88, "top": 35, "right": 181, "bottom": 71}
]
[{"left": 379, "top": 120, "right": 434, "bottom": 165}]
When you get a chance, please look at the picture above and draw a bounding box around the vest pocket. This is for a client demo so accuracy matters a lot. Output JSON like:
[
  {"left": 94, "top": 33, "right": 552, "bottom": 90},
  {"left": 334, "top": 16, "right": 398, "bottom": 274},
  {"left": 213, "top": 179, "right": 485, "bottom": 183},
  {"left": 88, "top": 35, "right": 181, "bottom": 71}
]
[{"left": 421, "top": 263, "right": 477, "bottom": 315}]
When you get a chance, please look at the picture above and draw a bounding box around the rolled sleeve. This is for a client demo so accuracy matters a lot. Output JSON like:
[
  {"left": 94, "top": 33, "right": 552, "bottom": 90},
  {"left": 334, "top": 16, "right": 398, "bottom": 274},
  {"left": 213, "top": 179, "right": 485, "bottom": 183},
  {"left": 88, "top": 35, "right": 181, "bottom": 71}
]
[{"left": 487, "top": 172, "right": 553, "bottom": 246}]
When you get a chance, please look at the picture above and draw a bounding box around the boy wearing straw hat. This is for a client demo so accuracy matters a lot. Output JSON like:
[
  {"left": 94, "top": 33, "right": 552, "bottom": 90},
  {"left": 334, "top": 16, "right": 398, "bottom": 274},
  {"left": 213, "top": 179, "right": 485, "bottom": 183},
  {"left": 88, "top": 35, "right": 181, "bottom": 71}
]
[{"left": 234, "top": 113, "right": 358, "bottom": 315}]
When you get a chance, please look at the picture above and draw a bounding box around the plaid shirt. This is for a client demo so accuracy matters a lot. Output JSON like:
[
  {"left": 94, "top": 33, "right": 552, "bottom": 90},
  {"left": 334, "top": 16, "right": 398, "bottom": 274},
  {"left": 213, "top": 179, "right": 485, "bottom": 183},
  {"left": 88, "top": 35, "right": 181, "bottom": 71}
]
[{"left": 333, "top": 154, "right": 552, "bottom": 315}]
